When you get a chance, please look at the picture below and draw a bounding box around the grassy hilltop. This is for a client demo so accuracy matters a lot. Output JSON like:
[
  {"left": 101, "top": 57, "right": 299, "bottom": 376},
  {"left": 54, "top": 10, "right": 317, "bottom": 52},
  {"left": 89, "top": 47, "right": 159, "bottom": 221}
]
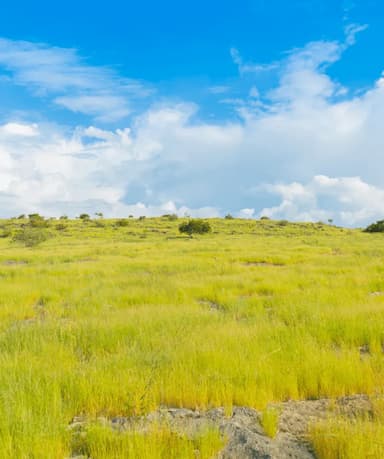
[{"left": 0, "top": 216, "right": 384, "bottom": 457}]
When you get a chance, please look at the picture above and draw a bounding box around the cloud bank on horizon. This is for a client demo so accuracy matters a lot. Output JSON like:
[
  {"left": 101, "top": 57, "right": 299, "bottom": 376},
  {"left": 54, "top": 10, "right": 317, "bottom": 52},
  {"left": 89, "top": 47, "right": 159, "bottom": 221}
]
[{"left": 0, "top": 20, "right": 383, "bottom": 226}]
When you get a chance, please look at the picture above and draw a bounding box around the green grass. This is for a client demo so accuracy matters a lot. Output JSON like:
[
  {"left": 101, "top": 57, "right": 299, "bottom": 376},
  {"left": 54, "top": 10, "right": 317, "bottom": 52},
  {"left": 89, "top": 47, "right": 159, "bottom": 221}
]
[
  {"left": 311, "top": 416, "right": 384, "bottom": 459},
  {"left": 0, "top": 216, "right": 383, "bottom": 456},
  {"left": 310, "top": 399, "right": 384, "bottom": 458},
  {"left": 73, "top": 424, "right": 223, "bottom": 459},
  {"left": 261, "top": 407, "right": 279, "bottom": 438}
]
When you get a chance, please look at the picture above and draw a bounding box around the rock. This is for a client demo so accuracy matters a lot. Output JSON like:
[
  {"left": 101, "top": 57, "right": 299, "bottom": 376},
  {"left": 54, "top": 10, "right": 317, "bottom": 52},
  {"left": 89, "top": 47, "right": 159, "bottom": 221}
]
[
  {"left": 335, "top": 394, "right": 373, "bottom": 418},
  {"left": 67, "top": 395, "right": 378, "bottom": 459},
  {"left": 277, "top": 399, "right": 329, "bottom": 437}
]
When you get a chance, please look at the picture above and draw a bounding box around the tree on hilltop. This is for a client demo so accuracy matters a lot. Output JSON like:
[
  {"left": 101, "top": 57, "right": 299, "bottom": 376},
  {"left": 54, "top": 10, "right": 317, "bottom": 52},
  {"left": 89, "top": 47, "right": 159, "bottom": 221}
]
[{"left": 179, "top": 219, "right": 211, "bottom": 237}]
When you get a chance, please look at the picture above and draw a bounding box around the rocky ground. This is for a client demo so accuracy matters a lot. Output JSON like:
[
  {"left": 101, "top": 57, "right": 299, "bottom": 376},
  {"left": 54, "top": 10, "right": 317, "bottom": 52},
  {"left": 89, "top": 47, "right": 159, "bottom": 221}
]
[{"left": 70, "top": 394, "right": 373, "bottom": 458}]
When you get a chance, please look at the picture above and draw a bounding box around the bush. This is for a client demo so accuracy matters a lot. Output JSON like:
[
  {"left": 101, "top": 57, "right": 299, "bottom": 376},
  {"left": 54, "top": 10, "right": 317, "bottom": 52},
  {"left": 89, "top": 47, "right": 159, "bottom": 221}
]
[
  {"left": 225, "top": 214, "right": 234, "bottom": 220},
  {"left": 162, "top": 214, "right": 178, "bottom": 221},
  {"left": 55, "top": 223, "right": 67, "bottom": 231},
  {"left": 13, "top": 227, "right": 50, "bottom": 247},
  {"left": 79, "top": 213, "right": 90, "bottom": 221},
  {"left": 364, "top": 220, "right": 384, "bottom": 233},
  {"left": 179, "top": 219, "right": 212, "bottom": 236},
  {"left": 115, "top": 218, "right": 129, "bottom": 227},
  {"left": 28, "top": 214, "right": 48, "bottom": 228},
  {"left": 0, "top": 228, "right": 12, "bottom": 238}
]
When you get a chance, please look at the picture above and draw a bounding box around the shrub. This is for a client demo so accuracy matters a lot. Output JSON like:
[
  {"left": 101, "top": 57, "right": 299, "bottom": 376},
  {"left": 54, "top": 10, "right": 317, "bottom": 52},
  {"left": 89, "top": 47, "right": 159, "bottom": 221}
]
[
  {"left": 79, "top": 213, "right": 90, "bottom": 221},
  {"left": 364, "top": 220, "right": 384, "bottom": 233},
  {"left": 55, "top": 223, "right": 67, "bottom": 231},
  {"left": 260, "top": 216, "right": 270, "bottom": 221},
  {"left": 162, "top": 214, "right": 178, "bottom": 221},
  {"left": 179, "top": 219, "right": 212, "bottom": 236},
  {"left": 225, "top": 214, "right": 234, "bottom": 220},
  {"left": 28, "top": 214, "right": 48, "bottom": 228},
  {"left": 13, "top": 227, "right": 50, "bottom": 247},
  {"left": 0, "top": 228, "right": 12, "bottom": 238},
  {"left": 115, "top": 219, "right": 129, "bottom": 227},
  {"left": 60, "top": 215, "right": 69, "bottom": 220}
]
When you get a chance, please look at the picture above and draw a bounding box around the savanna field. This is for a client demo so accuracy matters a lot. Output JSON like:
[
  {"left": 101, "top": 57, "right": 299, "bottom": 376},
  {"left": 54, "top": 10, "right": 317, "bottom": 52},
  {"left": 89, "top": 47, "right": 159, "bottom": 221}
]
[{"left": 1, "top": 216, "right": 384, "bottom": 458}]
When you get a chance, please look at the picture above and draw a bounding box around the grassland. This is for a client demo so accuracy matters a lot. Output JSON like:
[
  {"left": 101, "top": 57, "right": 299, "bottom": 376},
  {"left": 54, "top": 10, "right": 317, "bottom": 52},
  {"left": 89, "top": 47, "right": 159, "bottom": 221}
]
[{"left": 0, "top": 216, "right": 384, "bottom": 457}]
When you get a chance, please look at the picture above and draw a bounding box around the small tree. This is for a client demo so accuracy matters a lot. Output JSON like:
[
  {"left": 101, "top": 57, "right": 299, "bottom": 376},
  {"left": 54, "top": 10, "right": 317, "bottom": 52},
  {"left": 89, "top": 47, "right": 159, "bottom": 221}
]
[
  {"left": 225, "top": 214, "right": 234, "bottom": 220},
  {"left": 115, "top": 218, "right": 129, "bottom": 227},
  {"left": 364, "top": 220, "right": 384, "bottom": 233},
  {"left": 79, "top": 213, "right": 90, "bottom": 221},
  {"left": 179, "top": 219, "right": 211, "bottom": 237},
  {"left": 28, "top": 214, "right": 48, "bottom": 228},
  {"left": 13, "top": 227, "right": 50, "bottom": 247}
]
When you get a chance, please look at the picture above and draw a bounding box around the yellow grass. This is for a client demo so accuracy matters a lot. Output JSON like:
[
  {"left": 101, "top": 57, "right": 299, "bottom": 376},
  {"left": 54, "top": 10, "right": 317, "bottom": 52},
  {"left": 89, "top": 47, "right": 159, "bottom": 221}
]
[
  {"left": 261, "top": 407, "right": 279, "bottom": 438},
  {"left": 0, "top": 216, "right": 383, "bottom": 456},
  {"left": 310, "top": 399, "right": 384, "bottom": 458},
  {"left": 79, "top": 424, "right": 223, "bottom": 459}
]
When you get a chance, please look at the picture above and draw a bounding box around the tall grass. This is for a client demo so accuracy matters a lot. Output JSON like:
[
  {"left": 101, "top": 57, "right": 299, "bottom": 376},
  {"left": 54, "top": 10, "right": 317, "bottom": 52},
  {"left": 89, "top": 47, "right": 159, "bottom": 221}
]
[
  {"left": 311, "top": 400, "right": 384, "bottom": 458},
  {"left": 0, "top": 217, "right": 383, "bottom": 456},
  {"left": 76, "top": 424, "right": 223, "bottom": 459}
]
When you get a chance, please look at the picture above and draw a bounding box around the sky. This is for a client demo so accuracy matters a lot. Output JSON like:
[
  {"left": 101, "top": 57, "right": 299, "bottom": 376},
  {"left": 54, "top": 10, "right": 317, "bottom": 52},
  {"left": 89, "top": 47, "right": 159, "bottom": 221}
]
[{"left": 0, "top": 0, "right": 383, "bottom": 225}]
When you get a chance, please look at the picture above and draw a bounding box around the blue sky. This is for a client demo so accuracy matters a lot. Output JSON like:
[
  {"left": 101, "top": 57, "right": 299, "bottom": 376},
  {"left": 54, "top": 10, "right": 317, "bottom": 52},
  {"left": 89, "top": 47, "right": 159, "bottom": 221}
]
[{"left": 0, "top": 0, "right": 383, "bottom": 224}]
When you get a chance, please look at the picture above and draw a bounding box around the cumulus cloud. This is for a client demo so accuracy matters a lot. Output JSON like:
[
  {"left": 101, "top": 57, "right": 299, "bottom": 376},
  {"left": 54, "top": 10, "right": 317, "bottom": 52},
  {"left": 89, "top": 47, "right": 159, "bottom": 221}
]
[
  {"left": 238, "top": 208, "right": 255, "bottom": 218},
  {"left": 0, "top": 27, "right": 384, "bottom": 225},
  {"left": 0, "top": 122, "right": 38, "bottom": 137},
  {"left": 258, "top": 176, "right": 384, "bottom": 226},
  {"left": 0, "top": 118, "right": 225, "bottom": 218}
]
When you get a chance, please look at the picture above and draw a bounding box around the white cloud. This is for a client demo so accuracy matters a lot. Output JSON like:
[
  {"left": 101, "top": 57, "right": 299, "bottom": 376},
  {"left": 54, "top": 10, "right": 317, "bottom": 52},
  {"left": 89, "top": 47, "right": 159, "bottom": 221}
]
[
  {"left": 0, "top": 28, "right": 384, "bottom": 226},
  {"left": 54, "top": 95, "right": 130, "bottom": 122},
  {"left": 0, "top": 38, "right": 151, "bottom": 121},
  {"left": 0, "top": 116, "right": 228, "bottom": 217},
  {"left": 208, "top": 85, "right": 230, "bottom": 94},
  {"left": 0, "top": 122, "right": 39, "bottom": 137},
  {"left": 344, "top": 23, "right": 368, "bottom": 46},
  {"left": 238, "top": 208, "right": 255, "bottom": 218},
  {"left": 230, "top": 47, "right": 279, "bottom": 75},
  {"left": 258, "top": 176, "right": 384, "bottom": 226}
]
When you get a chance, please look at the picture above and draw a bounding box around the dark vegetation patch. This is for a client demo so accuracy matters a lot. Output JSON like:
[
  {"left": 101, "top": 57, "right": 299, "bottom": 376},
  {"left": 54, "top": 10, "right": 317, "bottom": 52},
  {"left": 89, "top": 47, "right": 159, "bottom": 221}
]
[
  {"left": 243, "top": 261, "right": 285, "bottom": 267},
  {"left": 2, "top": 259, "right": 28, "bottom": 266}
]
